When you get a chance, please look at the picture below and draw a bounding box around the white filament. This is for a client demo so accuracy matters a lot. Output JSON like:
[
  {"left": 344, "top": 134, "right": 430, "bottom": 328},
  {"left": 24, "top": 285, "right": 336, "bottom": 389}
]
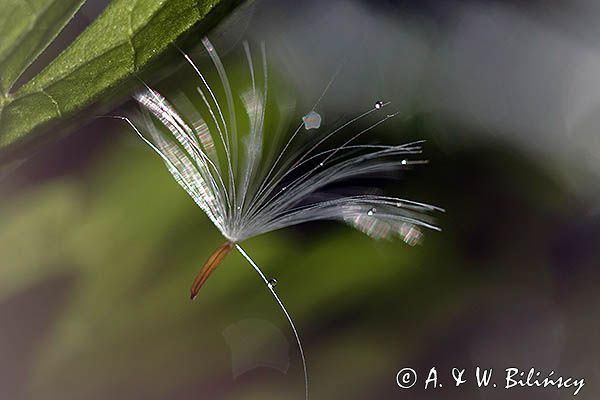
[{"left": 235, "top": 244, "right": 309, "bottom": 400}]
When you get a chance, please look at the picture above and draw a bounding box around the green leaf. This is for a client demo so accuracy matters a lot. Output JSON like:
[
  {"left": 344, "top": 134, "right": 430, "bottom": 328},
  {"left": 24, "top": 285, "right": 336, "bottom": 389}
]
[
  {"left": 0, "top": 0, "right": 85, "bottom": 95},
  {"left": 0, "top": 0, "right": 242, "bottom": 152}
]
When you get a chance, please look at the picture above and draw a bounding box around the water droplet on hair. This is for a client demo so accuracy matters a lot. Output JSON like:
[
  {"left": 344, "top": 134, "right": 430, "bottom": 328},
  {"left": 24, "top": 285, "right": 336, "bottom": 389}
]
[
  {"left": 367, "top": 207, "right": 376, "bottom": 216},
  {"left": 374, "top": 100, "right": 385, "bottom": 109},
  {"left": 302, "top": 111, "right": 321, "bottom": 130},
  {"left": 267, "top": 278, "right": 278, "bottom": 289},
  {"left": 319, "top": 162, "right": 324, "bottom": 167},
  {"left": 401, "top": 159, "right": 408, "bottom": 165}
]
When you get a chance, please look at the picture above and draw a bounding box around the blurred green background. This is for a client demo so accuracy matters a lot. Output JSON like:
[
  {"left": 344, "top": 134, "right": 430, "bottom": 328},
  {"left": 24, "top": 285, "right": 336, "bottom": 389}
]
[{"left": 1, "top": 1, "right": 600, "bottom": 399}]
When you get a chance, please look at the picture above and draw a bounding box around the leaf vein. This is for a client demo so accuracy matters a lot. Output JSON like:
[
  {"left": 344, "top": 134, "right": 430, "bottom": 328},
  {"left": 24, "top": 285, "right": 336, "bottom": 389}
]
[
  {"left": 40, "top": 88, "right": 62, "bottom": 117},
  {"left": 0, "top": 0, "right": 84, "bottom": 93}
]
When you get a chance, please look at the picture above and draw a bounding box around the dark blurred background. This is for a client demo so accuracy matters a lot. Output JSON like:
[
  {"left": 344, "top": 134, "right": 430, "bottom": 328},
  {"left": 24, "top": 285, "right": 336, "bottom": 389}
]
[{"left": 0, "top": 0, "right": 599, "bottom": 399}]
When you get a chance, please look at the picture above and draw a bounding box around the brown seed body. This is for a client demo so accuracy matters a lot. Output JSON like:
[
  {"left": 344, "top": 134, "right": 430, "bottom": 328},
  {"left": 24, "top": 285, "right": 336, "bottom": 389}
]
[{"left": 190, "top": 241, "right": 234, "bottom": 300}]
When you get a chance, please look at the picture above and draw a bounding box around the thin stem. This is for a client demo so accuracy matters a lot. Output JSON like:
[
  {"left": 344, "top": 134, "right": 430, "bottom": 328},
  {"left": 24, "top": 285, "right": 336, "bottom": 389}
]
[{"left": 235, "top": 244, "right": 309, "bottom": 400}]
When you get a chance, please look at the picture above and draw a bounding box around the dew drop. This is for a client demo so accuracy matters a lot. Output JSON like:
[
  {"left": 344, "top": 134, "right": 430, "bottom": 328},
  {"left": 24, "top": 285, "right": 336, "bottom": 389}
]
[
  {"left": 267, "top": 278, "right": 278, "bottom": 289},
  {"left": 302, "top": 111, "right": 321, "bottom": 130},
  {"left": 374, "top": 100, "right": 385, "bottom": 110},
  {"left": 401, "top": 159, "right": 408, "bottom": 165},
  {"left": 367, "top": 207, "right": 376, "bottom": 216}
]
